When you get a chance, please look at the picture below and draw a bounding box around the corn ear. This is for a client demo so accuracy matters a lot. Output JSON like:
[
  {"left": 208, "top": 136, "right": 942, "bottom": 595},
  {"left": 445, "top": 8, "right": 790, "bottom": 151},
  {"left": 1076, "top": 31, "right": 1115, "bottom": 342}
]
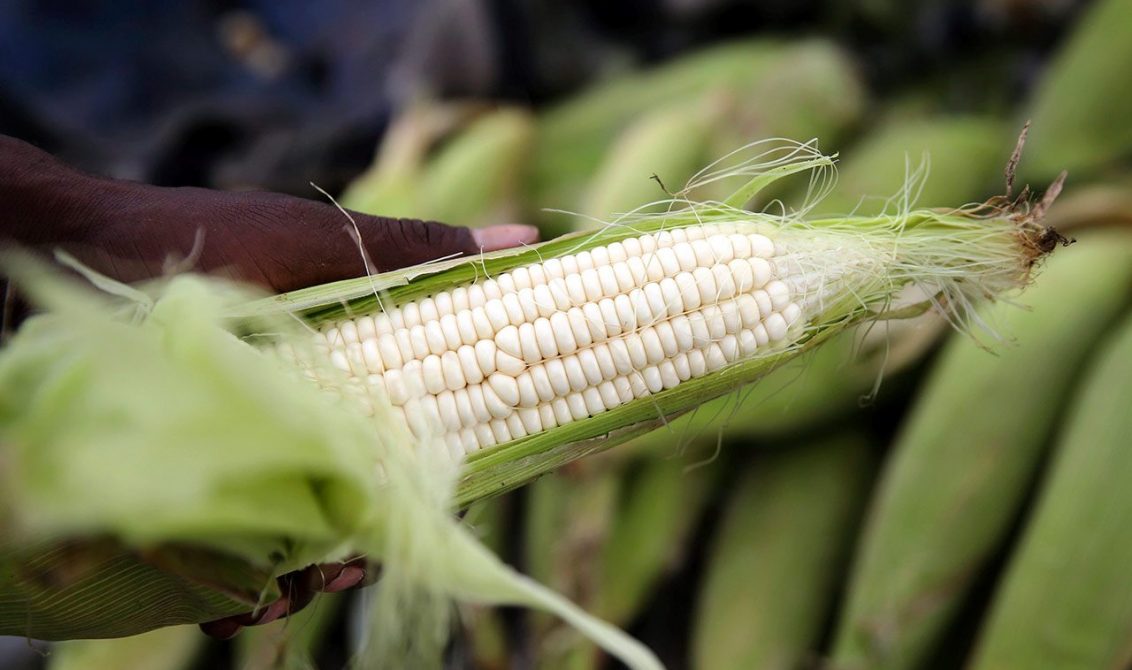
[
  {"left": 830, "top": 231, "right": 1132, "bottom": 669},
  {"left": 529, "top": 449, "right": 718, "bottom": 667},
  {"left": 525, "top": 468, "right": 622, "bottom": 625},
  {"left": 340, "top": 102, "right": 480, "bottom": 217},
  {"left": 0, "top": 145, "right": 1063, "bottom": 666},
  {"left": 631, "top": 117, "right": 1011, "bottom": 449},
  {"left": 1021, "top": 0, "right": 1132, "bottom": 182},
  {"left": 462, "top": 497, "right": 516, "bottom": 668},
  {"left": 579, "top": 99, "right": 721, "bottom": 225},
  {"left": 968, "top": 307, "right": 1132, "bottom": 669},
  {"left": 692, "top": 433, "right": 873, "bottom": 670},
  {"left": 261, "top": 145, "right": 1060, "bottom": 505},
  {"left": 704, "top": 38, "right": 865, "bottom": 176},
  {"left": 417, "top": 107, "right": 534, "bottom": 227},
  {"left": 521, "top": 469, "right": 620, "bottom": 670},
  {"left": 593, "top": 455, "right": 716, "bottom": 625},
  {"left": 528, "top": 40, "right": 864, "bottom": 230},
  {"left": 341, "top": 104, "right": 532, "bottom": 228},
  {"left": 810, "top": 116, "right": 1008, "bottom": 216}
]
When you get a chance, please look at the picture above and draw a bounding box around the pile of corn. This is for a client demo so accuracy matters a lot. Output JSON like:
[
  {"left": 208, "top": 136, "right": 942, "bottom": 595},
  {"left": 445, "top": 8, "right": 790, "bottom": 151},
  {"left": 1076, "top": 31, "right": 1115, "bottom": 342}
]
[{"left": 5, "top": 0, "right": 1132, "bottom": 667}]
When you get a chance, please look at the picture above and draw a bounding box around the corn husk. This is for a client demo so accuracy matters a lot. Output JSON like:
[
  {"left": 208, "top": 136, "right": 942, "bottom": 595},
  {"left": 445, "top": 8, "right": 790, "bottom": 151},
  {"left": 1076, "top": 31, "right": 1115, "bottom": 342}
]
[
  {"left": 339, "top": 102, "right": 481, "bottom": 218},
  {"left": 580, "top": 99, "right": 721, "bottom": 223},
  {"left": 528, "top": 39, "right": 865, "bottom": 233},
  {"left": 594, "top": 454, "right": 716, "bottom": 625},
  {"left": 829, "top": 231, "right": 1132, "bottom": 669},
  {"left": 968, "top": 307, "right": 1132, "bottom": 669},
  {"left": 527, "top": 452, "right": 717, "bottom": 668},
  {"left": 811, "top": 116, "right": 1008, "bottom": 216},
  {"left": 341, "top": 105, "right": 533, "bottom": 229},
  {"left": 416, "top": 108, "right": 534, "bottom": 227},
  {"left": 692, "top": 433, "right": 874, "bottom": 670},
  {"left": 1020, "top": 0, "right": 1132, "bottom": 182},
  {"left": 0, "top": 271, "right": 660, "bottom": 670},
  {"left": 525, "top": 467, "right": 622, "bottom": 669}
]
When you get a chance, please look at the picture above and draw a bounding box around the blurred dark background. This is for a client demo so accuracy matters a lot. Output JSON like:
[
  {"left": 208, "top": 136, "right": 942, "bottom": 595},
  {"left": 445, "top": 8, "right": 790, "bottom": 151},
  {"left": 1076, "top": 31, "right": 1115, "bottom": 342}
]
[{"left": 0, "top": 0, "right": 1082, "bottom": 198}]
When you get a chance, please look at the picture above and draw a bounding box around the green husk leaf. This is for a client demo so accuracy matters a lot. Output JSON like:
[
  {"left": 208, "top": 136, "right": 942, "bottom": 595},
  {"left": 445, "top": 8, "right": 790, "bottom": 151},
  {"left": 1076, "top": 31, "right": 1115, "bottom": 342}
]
[
  {"left": 0, "top": 267, "right": 658, "bottom": 669},
  {"left": 594, "top": 454, "right": 717, "bottom": 624},
  {"left": 0, "top": 539, "right": 271, "bottom": 640},
  {"left": 340, "top": 102, "right": 483, "bottom": 218}
]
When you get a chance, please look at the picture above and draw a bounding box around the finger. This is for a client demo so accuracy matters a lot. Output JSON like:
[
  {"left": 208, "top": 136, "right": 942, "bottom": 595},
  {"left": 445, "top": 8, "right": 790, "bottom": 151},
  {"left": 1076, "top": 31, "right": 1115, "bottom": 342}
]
[
  {"left": 354, "top": 215, "right": 539, "bottom": 273},
  {"left": 197, "top": 569, "right": 316, "bottom": 638},
  {"left": 300, "top": 557, "right": 381, "bottom": 593},
  {"left": 471, "top": 224, "right": 541, "bottom": 252},
  {"left": 234, "top": 595, "right": 294, "bottom": 627}
]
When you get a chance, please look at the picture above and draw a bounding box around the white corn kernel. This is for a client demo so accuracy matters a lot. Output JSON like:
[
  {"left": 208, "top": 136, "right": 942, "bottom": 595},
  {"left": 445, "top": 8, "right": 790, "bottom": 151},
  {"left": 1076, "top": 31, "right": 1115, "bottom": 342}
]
[
  {"left": 488, "top": 373, "right": 520, "bottom": 407},
  {"left": 312, "top": 224, "right": 806, "bottom": 456}
]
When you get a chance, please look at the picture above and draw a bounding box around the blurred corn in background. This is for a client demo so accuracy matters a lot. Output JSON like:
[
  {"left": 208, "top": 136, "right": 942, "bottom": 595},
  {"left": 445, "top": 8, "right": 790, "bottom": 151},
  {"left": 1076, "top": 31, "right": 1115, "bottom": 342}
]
[{"left": 3, "top": 0, "right": 1132, "bottom": 668}]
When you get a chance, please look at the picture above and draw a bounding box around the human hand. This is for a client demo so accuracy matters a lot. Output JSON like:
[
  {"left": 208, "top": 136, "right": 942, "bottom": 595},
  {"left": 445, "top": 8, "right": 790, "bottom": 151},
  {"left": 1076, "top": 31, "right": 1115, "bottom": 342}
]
[
  {"left": 0, "top": 134, "right": 539, "bottom": 633},
  {"left": 0, "top": 134, "right": 538, "bottom": 294}
]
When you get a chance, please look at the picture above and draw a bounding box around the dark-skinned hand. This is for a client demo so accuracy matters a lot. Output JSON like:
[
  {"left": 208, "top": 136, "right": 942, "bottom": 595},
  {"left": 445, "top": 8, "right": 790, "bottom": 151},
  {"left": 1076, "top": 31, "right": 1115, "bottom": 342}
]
[{"left": 0, "top": 133, "right": 539, "bottom": 637}]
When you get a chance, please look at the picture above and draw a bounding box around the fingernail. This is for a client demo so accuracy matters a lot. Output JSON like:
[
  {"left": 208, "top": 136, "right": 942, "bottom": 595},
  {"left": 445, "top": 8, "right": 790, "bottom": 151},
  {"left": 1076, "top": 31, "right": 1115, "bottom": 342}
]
[
  {"left": 324, "top": 565, "right": 366, "bottom": 592},
  {"left": 471, "top": 224, "right": 540, "bottom": 252}
]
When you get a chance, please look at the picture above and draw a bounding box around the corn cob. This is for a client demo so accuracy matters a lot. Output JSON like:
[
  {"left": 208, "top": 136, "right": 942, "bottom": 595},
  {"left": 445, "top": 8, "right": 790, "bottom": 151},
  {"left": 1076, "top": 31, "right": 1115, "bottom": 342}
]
[
  {"left": 0, "top": 146, "right": 1064, "bottom": 670},
  {"left": 341, "top": 105, "right": 532, "bottom": 229},
  {"left": 340, "top": 102, "right": 482, "bottom": 217},
  {"left": 328, "top": 223, "right": 809, "bottom": 456},
  {"left": 290, "top": 160, "right": 1056, "bottom": 486},
  {"left": 524, "top": 452, "right": 717, "bottom": 668},
  {"left": 968, "top": 307, "right": 1132, "bottom": 669}
]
